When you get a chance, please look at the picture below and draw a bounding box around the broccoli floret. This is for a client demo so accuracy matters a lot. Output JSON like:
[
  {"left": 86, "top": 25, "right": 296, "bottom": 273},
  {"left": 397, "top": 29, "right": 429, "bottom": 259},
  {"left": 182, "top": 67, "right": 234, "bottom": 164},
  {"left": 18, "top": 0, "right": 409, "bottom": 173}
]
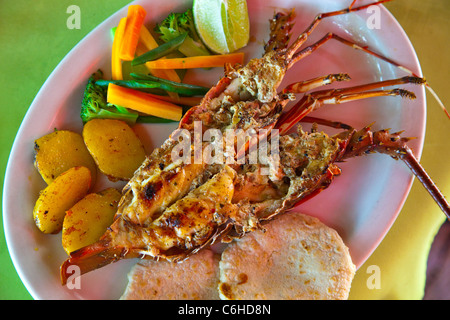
[
  {"left": 80, "top": 70, "right": 181, "bottom": 125},
  {"left": 80, "top": 70, "right": 139, "bottom": 126},
  {"left": 155, "top": 9, "right": 210, "bottom": 57}
]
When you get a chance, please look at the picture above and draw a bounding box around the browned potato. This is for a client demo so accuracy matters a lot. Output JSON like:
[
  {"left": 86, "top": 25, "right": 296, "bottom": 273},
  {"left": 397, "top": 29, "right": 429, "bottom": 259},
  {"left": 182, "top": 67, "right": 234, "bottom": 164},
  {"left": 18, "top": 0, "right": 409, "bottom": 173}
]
[
  {"left": 82, "top": 119, "right": 146, "bottom": 181},
  {"left": 33, "top": 166, "right": 92, "bottom": 234},
  {"left": 34, "top": 130, "right": 97, "bottom": 185},
  {"left": 62, "top": 188, "right": 121, "bottom": 254}
]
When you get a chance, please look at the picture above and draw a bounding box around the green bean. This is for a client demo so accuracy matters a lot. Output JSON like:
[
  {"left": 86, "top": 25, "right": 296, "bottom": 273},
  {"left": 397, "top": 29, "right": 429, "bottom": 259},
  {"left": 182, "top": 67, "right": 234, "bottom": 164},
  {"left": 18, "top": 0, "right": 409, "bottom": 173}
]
[
  {"left": 131, "top": 33, "right": 188, "bottom": 66},
  {"left": 130, "top": 73, "right": 209, "bottom": 96}
]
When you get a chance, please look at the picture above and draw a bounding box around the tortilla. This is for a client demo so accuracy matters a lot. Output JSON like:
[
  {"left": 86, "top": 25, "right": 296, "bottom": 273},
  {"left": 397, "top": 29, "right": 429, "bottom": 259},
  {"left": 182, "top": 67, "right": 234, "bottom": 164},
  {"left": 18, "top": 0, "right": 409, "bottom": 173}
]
[
  {"left": 121, "top": 248, "right": 220, "bottom": 300},
  {"left": 218, "top": 212, "right": 355, "bottom": 300}
]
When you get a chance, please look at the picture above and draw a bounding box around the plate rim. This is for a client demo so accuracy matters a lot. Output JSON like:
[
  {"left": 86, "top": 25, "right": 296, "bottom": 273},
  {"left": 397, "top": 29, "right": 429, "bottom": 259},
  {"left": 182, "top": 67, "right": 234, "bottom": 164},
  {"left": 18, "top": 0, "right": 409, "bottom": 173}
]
[{"left": 3, "top": 0, "right": 426, "bottom": 299}]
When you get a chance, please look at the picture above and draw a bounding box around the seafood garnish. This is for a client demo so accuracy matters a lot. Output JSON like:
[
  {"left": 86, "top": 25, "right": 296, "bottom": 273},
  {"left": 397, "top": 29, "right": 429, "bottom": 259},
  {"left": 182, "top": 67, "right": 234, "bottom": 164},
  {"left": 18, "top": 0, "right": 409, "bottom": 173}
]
[{"left": 60, "top": 0, "right": 449, "bottom": 285}]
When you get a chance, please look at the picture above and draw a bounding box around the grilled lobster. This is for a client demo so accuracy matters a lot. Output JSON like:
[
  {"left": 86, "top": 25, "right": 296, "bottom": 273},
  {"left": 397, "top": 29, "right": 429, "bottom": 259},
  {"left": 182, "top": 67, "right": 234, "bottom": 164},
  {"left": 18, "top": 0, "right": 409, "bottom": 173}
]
[{"left": 60, "top": 0, "right": 449, "bottom": 285}]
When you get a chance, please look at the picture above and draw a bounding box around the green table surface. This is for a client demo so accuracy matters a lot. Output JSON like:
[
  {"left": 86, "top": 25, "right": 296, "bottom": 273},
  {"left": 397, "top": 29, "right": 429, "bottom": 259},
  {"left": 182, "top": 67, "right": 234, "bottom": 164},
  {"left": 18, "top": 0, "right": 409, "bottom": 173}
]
[
  {"left": 1, "top": 0, "right": 449, "bottom": 300},
  {"left": 0, "top": 0, "right": 132, "bottom": 300}
]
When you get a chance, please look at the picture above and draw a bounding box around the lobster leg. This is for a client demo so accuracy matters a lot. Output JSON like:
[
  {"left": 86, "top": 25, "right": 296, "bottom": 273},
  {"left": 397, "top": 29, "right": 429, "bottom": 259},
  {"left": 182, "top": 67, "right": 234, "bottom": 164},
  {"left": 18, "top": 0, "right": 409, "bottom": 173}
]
[
  {"left": 301, "top": 116, "right": 353, "bottom": 130},
  {"left": 283, "top": 73, "right": 351, "bottom": 94},
  {"left": 320, "top": 76, "right": 425, "bottom": 96},
  {"left": 264, "top": 9, "right": 296, "bottom": 53},
  {"left": 290, "top": 32, "right": 419, "bottom": 75},
  {"left": 277, "top": 76, "right": 423, "bottom": 135},
  {"left": 348, "top": 0, "right": 358, "bottom": 9},
  {"left": 288, "top": 29, "right": 449, "bottom": 118},
  {"left": 286, "top": 0, "right": 394, "bottom": 60}
]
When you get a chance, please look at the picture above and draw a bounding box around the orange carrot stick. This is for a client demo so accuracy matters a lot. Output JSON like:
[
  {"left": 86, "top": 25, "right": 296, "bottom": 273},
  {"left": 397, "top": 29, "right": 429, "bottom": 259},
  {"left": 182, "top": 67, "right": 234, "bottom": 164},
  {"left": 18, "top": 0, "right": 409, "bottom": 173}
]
[
  {"left": 111, "top": 17, "right": 127, "bottom": 80},
  {"left": 136, "top": 25, "right": 181, "bottom": 100},
  {"left": 119, "top": 5, "right": 146, "bottom": 61},
  {"left": 137, "top": 26, "right": 181, "bottom": 81},
  {"left": 143, "top": 93, "right": 202, "bottom": 107},
  {"left": 143, "top": 52, "right": 245, "bottom": 69},
  {"left": 107, "top": 83, "right": 182, "bottom": 121},
  {"left": 138, "top": 24, "right": 159, "bottom": 51}
]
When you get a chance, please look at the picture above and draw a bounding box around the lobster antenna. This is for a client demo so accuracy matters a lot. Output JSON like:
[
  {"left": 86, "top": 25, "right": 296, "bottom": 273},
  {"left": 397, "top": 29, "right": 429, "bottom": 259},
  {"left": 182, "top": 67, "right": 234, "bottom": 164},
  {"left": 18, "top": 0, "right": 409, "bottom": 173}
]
[
  {"left": 379, "top": 49, "right": 448, "bottom": 118},
  {"left": 341, "top": 40, "right": 449, "bottom": 119},
  {"left": 425, "top": 84, "right": 450, "bottom": 119}
]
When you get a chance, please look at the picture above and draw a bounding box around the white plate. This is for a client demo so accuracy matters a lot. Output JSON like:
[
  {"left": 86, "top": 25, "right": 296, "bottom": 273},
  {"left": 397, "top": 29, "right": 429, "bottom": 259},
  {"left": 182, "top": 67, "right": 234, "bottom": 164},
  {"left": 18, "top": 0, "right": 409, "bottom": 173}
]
[{"left": 3, "top": 0, "right": 425, "bottom": 300}]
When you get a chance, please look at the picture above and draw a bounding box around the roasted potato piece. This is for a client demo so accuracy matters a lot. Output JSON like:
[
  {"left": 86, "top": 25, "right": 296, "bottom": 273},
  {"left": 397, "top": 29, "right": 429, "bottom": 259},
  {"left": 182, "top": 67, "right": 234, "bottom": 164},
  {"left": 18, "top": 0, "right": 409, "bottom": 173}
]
[
  {"left": 33, "top": 166, "right": 92, "bottom": 234},
  {"left": 62, "top": 188, "right": 121, "bottom": 254},
  {"left": 34, "top": 130, "right": 97, "bottom": 185},
  {"left": 82, "top": 119, "right": 146, "bottom": 181}
]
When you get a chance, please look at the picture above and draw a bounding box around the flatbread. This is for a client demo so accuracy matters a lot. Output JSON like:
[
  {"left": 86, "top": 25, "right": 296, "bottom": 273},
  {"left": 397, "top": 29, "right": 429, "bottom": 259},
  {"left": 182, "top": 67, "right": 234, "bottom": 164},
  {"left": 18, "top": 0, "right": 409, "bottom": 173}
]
[
  {"left": 121, "top": 248, "right": 220, "bottom": 300},
  {"left": 121, "top": 212, "right": 355, "bottom": 300},
  {"left": 218, "top": 212, "right": 355, "bottom": 300}
]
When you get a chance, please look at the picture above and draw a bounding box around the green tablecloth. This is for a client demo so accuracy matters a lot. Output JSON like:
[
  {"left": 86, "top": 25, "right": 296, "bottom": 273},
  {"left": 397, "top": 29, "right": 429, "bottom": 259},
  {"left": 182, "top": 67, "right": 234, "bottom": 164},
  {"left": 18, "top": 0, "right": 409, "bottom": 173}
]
[{"left": 1, "top": 0, "right": 448, "bottom": 300}]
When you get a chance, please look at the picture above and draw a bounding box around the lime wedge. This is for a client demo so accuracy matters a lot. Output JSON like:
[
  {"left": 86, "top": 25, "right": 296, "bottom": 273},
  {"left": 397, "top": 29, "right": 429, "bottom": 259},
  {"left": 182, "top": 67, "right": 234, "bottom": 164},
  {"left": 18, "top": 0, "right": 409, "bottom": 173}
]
[{"left": 193, "top": 0, "right": 250, "bottom": 54}]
